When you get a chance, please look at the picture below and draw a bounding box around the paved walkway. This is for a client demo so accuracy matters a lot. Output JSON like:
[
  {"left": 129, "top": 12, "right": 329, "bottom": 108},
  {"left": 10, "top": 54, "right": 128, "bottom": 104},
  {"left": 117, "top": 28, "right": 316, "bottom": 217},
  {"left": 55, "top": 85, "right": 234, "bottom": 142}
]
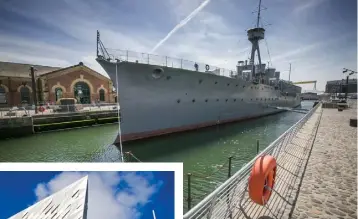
[
  {"left": 184, "top": 104, "right": 357, "bottom": 219},
  {"left": 291, "top": 107, "right": 357, "bottom": 219}
]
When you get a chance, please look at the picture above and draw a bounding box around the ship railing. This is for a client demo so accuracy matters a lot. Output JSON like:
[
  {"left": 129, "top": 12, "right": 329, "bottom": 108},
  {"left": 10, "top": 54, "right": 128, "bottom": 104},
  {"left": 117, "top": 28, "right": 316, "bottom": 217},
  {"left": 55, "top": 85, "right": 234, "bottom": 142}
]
[
  {"left": 105, "top": 48, "right": 241, "bottom": 79},
  {"left": 183, "top": 102, "right": 321, "bottom": 219}
]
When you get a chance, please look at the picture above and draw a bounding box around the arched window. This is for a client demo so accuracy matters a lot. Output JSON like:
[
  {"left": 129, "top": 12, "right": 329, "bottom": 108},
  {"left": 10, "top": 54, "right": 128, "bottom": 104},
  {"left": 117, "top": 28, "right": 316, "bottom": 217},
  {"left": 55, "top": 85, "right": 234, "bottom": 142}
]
[
  {"left": 0, "top": 87, "right": 6, "bottom": 104},
  {"left": 55, "top": 88, "right": 63, "bottom": 101},
  {"left": 74, "top": 82, "right": 91, "bottom": 104},
  {"left": 20, "top": 86, "right": 30, "bottom": 104},
  {"left": 99, "top": 89, "right": 105, "bottom": 102}
]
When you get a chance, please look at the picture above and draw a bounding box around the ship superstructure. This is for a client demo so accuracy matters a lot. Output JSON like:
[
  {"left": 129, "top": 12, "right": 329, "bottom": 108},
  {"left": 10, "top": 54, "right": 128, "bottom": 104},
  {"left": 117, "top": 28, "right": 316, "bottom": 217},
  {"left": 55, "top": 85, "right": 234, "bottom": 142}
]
[{"left": 96, "top": 0, "right": 301, "bottom": 142}]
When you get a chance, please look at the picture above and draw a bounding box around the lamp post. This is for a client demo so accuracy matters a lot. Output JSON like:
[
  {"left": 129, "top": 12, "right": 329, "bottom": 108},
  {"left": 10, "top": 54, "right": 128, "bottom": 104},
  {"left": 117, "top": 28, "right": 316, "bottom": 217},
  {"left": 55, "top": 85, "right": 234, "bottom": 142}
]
[
  {"left": 30, "top": 66, "right": 38, "bottom": 114},
  {"left": 342, "top": 68, "right": 357, "bottom": 101}
]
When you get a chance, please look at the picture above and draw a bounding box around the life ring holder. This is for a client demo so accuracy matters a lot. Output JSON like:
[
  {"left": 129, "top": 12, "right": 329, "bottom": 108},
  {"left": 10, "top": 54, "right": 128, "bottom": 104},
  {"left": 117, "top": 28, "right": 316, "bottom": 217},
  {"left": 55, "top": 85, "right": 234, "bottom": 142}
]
[
  {"left": 205, "top": 64, "right": 210, "bottom": 71},
  {"left": 248, "top": 154, "right": 277, "bottom": 205}
]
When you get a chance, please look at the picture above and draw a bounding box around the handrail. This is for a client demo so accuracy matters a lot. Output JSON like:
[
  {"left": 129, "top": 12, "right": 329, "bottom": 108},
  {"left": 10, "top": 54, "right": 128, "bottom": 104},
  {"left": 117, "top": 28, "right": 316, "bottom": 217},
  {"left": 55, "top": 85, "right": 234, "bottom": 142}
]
[
  {"left": 183, "top": 102, "right": 320, "bottom": 218},
  {"left": 98, "top": 47, "right": 243, "bottom": 80}
]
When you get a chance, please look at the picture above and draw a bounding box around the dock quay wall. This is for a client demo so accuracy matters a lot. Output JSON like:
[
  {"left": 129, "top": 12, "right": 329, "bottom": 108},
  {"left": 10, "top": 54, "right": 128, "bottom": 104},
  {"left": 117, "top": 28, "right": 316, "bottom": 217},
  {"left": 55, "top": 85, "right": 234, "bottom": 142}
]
[
  {"left": 32, "top": 110, "right": 119, "bottom": 132},
  {"left": 0, "top": 110, "right": 118, "bottom": 140},
  {"left": 0, "top": 117, "right": 34, "bottom": 139}
]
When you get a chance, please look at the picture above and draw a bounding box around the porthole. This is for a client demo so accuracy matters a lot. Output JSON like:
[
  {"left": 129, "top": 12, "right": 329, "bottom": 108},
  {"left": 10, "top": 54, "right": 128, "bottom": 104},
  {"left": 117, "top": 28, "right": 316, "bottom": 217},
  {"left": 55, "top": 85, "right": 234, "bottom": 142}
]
[
  {"left": 215, "top": 81, "right": 218, "bottom": 84},
  {"left": 192, "top": 99, "right": 195, "bottom": 103},
  {"left": 152, "top": 68, "right": 164, "bottom": 79},
  {"left": 226, "top": 99, "right": 228, "bottom": 102},
  {"left": 235, "top": 84, "right": 238, "bottom": 87},
  {"left": 234, "top": 99, "right": 236, "bottom": 102},
  {"left": 205, "top": 99, "right": 208, "bottom": 102},
  {"left": 185, "top": 93, "right": 188, "bottom": 95},
  {"left": 216, "top": 99, "right": 219, "bottom": 102},
  {"left": 177, "top": 99, "right": 180, "bottom": 103},
  {"left": 227, "top": 83, "right": 230, "bottom": 86},
  {"left": 199, "top": 79, "right": 203, "bottom": 84}
]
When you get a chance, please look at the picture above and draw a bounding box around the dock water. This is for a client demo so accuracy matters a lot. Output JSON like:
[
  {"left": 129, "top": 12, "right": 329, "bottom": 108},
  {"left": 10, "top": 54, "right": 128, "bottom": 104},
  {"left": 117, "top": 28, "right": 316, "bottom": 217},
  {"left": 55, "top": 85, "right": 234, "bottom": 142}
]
[{"left": 184, "top": 102, "right": 357, "bottom": 219}]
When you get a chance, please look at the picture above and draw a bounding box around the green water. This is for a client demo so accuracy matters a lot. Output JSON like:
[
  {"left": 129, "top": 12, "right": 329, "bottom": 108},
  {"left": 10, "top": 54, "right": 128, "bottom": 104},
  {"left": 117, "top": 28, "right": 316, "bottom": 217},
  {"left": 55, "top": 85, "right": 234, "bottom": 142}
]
[
  {"left": 0, "top": 124, "right": 118, "bottom": 162},
  {"left": 0, "top": 101, "right": 314, "bottom": 210}
]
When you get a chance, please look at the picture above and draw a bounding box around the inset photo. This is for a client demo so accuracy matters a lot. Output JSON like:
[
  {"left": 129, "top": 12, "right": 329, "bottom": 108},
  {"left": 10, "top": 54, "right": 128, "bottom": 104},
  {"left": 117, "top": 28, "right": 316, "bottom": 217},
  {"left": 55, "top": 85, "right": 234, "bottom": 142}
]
[{"left": 0, "top": 163, "right": 182, "bottom": 219}]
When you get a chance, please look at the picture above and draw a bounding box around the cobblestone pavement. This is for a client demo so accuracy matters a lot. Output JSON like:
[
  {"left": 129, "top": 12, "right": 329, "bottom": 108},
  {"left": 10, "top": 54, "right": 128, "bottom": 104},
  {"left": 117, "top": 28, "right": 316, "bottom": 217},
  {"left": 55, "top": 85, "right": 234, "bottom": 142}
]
[{"left": 291, "top": 108, "right": 357, "bottom": 219}]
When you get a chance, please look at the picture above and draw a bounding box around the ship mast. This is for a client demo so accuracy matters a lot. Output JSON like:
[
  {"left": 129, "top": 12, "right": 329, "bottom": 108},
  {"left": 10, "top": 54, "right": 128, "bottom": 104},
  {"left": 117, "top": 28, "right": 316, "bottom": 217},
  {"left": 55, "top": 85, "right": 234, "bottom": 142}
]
[
  {"left": 256, "top": 0, "right": 262, "bottom": 28},
  {"left": 248, "top": 0, "right": 265, "bottom": 83}
]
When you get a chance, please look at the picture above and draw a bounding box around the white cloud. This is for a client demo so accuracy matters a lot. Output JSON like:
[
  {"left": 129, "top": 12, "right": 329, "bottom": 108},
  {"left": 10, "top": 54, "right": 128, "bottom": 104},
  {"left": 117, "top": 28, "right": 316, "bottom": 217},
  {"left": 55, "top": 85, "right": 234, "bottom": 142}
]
[
  {"left": 0, "top": 0, "right": 356, "bottom": 91},
  {"left": 33, "top": 172, "right": 162, "bottom": 219}
]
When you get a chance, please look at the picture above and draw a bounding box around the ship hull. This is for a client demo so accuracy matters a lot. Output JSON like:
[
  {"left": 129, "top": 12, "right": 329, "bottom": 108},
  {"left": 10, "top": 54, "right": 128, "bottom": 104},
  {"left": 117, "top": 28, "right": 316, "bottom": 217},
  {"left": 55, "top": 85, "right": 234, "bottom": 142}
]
[{"left": 97, "top": 59, "right": 301, "bottom": 142}]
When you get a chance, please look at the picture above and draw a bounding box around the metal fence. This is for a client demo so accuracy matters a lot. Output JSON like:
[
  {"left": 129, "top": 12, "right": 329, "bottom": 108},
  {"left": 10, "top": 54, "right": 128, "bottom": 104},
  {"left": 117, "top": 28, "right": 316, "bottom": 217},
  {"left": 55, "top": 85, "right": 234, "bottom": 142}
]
[
  {"left": 0, "top": 103, "right": 119, "bottom": 118},
  {"left": 105, "top": 48, "right": 238, "bottom": 78},
  {"left": 183, "top": 102, "right": 322, "bottom": 219}
]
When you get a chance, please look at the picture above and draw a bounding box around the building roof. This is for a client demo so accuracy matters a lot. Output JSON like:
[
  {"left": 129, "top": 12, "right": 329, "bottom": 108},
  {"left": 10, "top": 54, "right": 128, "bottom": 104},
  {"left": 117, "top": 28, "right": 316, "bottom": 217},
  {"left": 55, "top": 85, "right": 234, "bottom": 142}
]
[
  {"left": 9, "top": 176, "right": 88, "bottom": 219},
  {"left": 0, "top": 61, "right": 62, "bottom": 78}
]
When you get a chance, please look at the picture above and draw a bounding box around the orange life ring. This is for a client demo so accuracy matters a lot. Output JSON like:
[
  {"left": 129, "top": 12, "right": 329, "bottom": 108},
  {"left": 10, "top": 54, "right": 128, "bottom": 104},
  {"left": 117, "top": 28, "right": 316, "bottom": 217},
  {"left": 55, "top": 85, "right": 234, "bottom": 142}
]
[{"left": 248, "top": 155, "right": 277, "bottom": 205}]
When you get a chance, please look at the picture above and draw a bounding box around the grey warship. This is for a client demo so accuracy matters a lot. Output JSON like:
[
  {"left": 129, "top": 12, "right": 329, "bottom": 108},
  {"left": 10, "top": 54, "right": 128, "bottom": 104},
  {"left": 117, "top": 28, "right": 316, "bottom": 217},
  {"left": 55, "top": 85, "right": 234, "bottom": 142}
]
[{"left": 96, "top": 0, "right": 302, "bottom": 142}]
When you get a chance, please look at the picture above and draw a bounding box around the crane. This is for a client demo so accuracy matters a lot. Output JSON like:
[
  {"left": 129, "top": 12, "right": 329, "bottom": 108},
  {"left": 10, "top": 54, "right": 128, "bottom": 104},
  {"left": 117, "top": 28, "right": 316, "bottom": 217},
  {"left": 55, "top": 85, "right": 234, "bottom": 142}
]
[{"left": 292, "top": 80, "right": 317, "bottom": 90}]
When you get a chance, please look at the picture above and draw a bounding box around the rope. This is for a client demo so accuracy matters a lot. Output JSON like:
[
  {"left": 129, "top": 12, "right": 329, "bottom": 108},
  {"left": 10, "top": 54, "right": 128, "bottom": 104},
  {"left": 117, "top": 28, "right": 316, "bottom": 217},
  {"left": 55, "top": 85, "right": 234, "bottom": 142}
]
[{"left": 115, "top": 63, "right": 124, "bottom": 162}]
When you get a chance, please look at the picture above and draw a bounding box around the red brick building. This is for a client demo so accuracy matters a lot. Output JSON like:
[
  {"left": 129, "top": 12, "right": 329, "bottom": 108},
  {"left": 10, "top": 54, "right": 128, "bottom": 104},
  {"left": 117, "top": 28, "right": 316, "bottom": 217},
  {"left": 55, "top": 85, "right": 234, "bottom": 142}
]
[{"left": 0, "top": 61, "right": 116, "bottom": 107}]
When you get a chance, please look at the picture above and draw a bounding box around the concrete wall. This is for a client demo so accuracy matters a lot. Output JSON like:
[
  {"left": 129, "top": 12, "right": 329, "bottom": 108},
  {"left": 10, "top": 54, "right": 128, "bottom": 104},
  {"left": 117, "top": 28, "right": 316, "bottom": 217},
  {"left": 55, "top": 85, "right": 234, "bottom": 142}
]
[{"left": 0, "top": 117, "right": 34, "bottom": 139}]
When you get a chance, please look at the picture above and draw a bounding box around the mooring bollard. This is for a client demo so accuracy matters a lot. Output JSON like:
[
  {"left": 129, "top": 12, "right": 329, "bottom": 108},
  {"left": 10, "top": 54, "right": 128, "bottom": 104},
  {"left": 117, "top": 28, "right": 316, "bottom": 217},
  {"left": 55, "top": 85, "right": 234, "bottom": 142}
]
[
  {"left": 256, "top": 140, "right": 260, "bottom": 154},
  {"left": 228, "top": 156, "right": 233, "bottom": 178},
  {"left": 187, "top": 173, "right": 192, "bottom": 210}
]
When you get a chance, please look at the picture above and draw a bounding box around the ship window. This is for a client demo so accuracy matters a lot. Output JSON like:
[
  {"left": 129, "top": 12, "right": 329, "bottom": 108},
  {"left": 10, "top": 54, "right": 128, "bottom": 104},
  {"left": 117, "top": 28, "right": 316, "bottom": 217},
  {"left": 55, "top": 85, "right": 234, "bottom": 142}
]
[
  {"left": 216, "top": 99, "right": 219, "bottom": 101},
  {"left": 215, "top": 81, "right": 218, "bottom": 84},
  {"left": 205, "top": 99, "right": 208, "bottom": 102},
  {"left": 192, "top": 99, "right": 195, "bottom": 103},
  {"left": 199, "top": 79, "right": 203, "bottom": 84},
  {"left": 227, "top": 83, "right": 230, "bottom": 86},
  {"left": 234, "top": 99, "right": 236, "bottom": 102},
  {"left": 166, "top": 76, "right": 171, "bottom": 80},
  {"left": 226, "top": 99, "right": 228, "bottom": 102},
  {"left": 236, "top": 84, "right": 238, "bottom": 87},
  {"left": 177, "top": 99, "right": 180, "bottom": 103}
]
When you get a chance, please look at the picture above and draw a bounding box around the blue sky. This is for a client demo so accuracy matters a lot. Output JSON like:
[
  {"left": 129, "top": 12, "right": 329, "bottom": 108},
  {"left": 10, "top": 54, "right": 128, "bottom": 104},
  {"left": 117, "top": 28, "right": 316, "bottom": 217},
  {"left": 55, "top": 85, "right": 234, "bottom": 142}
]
[
  {"left": 0, "top": 171, "right": 174, "bottom": 219},
  {"left": 0, "top": 0, "right": 356, "bottom": 91}
]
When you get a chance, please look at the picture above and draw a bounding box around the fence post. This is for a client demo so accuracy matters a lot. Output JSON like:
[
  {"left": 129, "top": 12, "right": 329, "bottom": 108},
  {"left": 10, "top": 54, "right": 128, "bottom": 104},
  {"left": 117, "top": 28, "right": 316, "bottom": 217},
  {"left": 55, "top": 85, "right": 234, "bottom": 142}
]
[
  {"left": 126, "top": 50, "right": 129, "bottom": 61},
  {"left": 147, "top": 54, "right": 149, "bottom": 64},
  {"left": 228, "top": 156, "right": 233, "bottom": 178},
  {"left": 187, "top": 173, "right": 192, "bottom": 210},
  {"left": 256, "top": 140, "right": 260, "bottom": 154},
  {"left": 181, "top": 59, "right": 183, "bottom": 69},
  {"left": 165, "top": 56, "right": 168, "bottom": 67}
]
